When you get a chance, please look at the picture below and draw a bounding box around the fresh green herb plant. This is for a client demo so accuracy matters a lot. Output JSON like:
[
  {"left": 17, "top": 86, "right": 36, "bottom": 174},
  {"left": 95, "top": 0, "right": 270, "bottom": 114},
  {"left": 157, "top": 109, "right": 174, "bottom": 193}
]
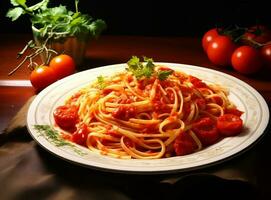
[
  {"left": 6, "top": 0, "right": 106, "bottom": 75},
  {"left": 6, "top": 0, "right": 106, "bottom": 40}
]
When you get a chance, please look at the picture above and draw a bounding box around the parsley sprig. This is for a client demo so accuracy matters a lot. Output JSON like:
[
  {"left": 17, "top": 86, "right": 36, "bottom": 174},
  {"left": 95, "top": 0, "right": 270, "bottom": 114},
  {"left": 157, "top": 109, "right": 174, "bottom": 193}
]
[{"left": 126, "top": 56, "right": 173, "bottom": 80}]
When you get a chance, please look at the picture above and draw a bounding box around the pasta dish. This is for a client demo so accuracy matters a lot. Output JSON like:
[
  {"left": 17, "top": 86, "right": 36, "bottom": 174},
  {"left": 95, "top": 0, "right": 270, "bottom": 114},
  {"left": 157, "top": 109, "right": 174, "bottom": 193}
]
[{"left": 53, "top": 57, "right": 243, "bottom": 159}]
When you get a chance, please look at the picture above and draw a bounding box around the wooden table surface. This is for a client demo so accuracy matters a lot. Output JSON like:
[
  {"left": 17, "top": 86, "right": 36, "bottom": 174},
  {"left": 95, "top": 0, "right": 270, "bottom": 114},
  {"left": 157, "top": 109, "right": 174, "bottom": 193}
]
[{"left": 0, "top": 34, "right": 270, "bottom": 199}]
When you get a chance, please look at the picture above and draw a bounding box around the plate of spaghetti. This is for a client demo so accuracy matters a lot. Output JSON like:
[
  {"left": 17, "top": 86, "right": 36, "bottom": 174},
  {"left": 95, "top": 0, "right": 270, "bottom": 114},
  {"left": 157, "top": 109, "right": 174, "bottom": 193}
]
[{"left": 27, "top": 56, "right": 269, "bottom": 174}]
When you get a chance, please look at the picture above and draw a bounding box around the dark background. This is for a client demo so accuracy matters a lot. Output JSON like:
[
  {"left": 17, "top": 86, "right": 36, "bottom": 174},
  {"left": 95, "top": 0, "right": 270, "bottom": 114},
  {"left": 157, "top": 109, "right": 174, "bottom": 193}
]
[{"left": 0, "top": 0, "right": 270, "bottom": 36}]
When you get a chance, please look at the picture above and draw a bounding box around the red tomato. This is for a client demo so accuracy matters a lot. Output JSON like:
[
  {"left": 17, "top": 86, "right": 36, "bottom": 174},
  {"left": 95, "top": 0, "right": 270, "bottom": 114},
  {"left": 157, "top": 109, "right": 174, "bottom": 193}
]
[
  {"left": 231, "top": 46, "right": 263, "bottom": 74},
  {"left": 244, "top": 25, "right": 271, "bottom": 44},
  {"left": 53, "top": 105, "right": 78, "bottom": 131},
  {"left": 202, "top": 28, "right": 220, "bottom": 52},
  {"left": 49, "top": 54, "right": 76, "bottom": 80},
  {"left": 207, "top": 35, "right": 236, "bottom": 67},
  {"left": 72, "top": 123, "right": 89, "bottom": 145},
  {"left": 217, "top": 114, "right": 243, "bottom": 136},
  {"left": 30, "top": 65, "right": 57, "bottom": 91},
  {"left": 225, "top": 108, "right": 243, "bottom": 117},
  {"left": 261, "top": 44, "right": 271, "bottom": 69},
  {"left": 192, "top": 117, "right": 219, "bottom": 146},
  {"left": 173, "top": 131, "right": 197, "bottom": 156}
]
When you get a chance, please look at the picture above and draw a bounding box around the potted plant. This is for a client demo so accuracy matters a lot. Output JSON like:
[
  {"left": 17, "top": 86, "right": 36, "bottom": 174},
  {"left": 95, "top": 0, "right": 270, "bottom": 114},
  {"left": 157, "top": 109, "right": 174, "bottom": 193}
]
[{"left": 6, "top": 0, "right": 106, "bottom": 66}]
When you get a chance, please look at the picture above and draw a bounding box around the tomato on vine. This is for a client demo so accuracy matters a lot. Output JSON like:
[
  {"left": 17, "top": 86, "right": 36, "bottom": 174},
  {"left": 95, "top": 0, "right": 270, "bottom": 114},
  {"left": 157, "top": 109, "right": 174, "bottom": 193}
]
[
  {"left": 49, "top": 54, "right": 76, "bottom": 80},
  {"left": 231, "top": 45, "right": 263, "bottom": 74},
  {"left": 202, "top": 28, "right": 219, "bottom": 52},
  {"left": 207, "top": 35, "right": 236, "bottom": 67},
  {"left": 30, "top": 65, "right": 57, "bottom": 91},
  {"left": 244, "top": 25, "right": 271, "bottom": 44},
  {"left": 261, "top": 44, "right": 271, "bottom": 69}
]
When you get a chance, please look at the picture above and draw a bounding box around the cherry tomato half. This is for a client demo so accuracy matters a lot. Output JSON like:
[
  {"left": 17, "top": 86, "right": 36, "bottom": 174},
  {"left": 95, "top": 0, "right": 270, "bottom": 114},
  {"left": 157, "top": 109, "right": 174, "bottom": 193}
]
[
  {"left": 53, "top": 105, "right": 78, "bottom": 131},
  {"left": 173, "top": 131, "right": 197, "bottom": 156},
  {"left": 72, "top": 123, "right": 89, "bottom": 146},
  {"left": 202, "top": 28, "right": 219, "bottom": 52},
  {"left": 217, "top": 114, "right": 243, "bottom": 136},
  {"left": 231, "top": 46, "right": 263, "bottom": 74},
  {"left": 207, "top": 35, "right": 236, "bottom": 67},
  {"left": 30, "top": 65, "right": 57, "bottom": 91},
  {"left": 225, "top": 108, "right": 243, "bottom": 117},
  {"left": 192, "top": 117, "right": 219, "bottom": 146},
  {"left": 49, "top": 54, "right": 76, "bottom": 80}
]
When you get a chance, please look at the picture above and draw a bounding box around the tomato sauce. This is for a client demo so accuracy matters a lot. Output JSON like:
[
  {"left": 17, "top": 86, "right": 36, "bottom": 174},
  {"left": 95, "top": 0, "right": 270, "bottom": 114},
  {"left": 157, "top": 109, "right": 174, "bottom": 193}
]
[{"left": 112, "top": 105, "right": 136, "bottom": 120}]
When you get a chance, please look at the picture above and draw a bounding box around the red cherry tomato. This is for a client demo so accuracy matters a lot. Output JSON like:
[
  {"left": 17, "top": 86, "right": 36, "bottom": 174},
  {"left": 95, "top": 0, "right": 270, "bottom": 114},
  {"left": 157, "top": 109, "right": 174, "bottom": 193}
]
[
  {"left": 30, "top": 65, "right": 57, "bottom": 91},
  {"left": 207, "top": 35, "right": 236, "bottom": 67},
  {"left": 72, "top": 123, "right": 89, "bottom": 146},
  {"left": 261, "top": 44, "right": 271, "bottom": 69},
  {"left": 49, "top": 54, "right": 76, "bottom": 80},
  {"left": 217, "top": 114, "right": 243, "bottom": 136},
  {"left": 202, "top": 28, "right": 219, "bottom": 52},
  {"left": 231, "top": 45, "right": 263, "bottom": 74},
  {"left": 53, "top": 105, "right": 78, "bottom": 131},
  {"left": 192, "top": 117, "right": 219, "bottom": 146},
  {"left": 173, "top": 131, "right": 197, "bottom": 156},
  {"left": 244, "top": 25, "right": 271, "bottom": 44}
]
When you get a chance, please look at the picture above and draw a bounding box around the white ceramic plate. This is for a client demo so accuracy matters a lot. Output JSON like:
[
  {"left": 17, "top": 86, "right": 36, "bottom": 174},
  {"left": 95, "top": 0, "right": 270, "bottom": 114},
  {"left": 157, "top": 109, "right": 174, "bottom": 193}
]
[{"left": 27, "top": 63, "right": 270, "bottom": 174}]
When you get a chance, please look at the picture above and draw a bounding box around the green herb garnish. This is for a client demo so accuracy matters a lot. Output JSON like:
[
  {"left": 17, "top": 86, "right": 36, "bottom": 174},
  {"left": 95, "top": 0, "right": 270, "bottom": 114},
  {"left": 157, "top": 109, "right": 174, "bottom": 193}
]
[
  {"left": 34, "top": 125, "right": 87, "bottom": 156},
  {"left": 126, "top": 56, "right": 173, "bottom": 80},
  {"left": 126, "top": 56, "right": 155, "bottom": 79},
  {"left": 97, "top": 75, "right": 107, "bottom": 89},
  {"left": 157, "top": 70, "right": 174, "bottom": 80}
]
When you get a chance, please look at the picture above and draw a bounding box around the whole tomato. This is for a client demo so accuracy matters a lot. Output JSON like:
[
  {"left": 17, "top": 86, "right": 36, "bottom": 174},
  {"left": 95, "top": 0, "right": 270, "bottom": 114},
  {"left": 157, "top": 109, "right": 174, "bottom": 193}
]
[
  {"left": 231, "top": 45, "right": 263, "bottom": 74},
  {"left": 244, "top": 25, "right": 271, "bottom": 44},
  {"left": 202, "top": 28, "right": 219, "bottom": 52},
  {"left": 207, "top": 35, "right": 236, "bottom": 67},
  {"left": 261, "top": 44, "right": 271, "bottom": 69},
  {"left": 49, "top": 54, "right": 76, "bottom": 80},
  {"left": 30, "top": 66, "right": 57, "bottom": 91}
]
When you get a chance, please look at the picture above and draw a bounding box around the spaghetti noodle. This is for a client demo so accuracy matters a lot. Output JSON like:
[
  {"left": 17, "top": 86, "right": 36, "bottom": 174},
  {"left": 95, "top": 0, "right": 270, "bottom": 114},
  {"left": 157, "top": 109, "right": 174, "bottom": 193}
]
[{"left": 53, "top": 57, "right": 243, "bottom": 159}]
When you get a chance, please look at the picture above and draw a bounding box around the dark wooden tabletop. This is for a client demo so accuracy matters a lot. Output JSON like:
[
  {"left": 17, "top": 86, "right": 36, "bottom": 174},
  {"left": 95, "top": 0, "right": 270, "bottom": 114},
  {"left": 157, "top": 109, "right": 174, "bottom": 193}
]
[{"left": 0, "top": 34, "right": 270, "bottom": 199}]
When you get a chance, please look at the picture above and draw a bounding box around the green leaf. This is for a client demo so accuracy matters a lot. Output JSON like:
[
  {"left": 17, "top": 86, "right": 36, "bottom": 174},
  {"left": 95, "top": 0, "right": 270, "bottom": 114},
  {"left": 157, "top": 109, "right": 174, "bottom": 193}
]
[
  {"left": 97, "top": 75, "right": 107, "bottom": 89},
  {"left": 10, "top": 0, "right": 26, "bottom": 6},
  {"left": 127, "top": 56, "right": 141, "bottom": 70},
  {"left": 126, "top": 56, "right": 155, "bottom": 79},
  {"left": 157, "top": 70, "right": 173, "bottom": 80},
  {"left": 6, "top": 7, "right": 24, "bottom": 21}
]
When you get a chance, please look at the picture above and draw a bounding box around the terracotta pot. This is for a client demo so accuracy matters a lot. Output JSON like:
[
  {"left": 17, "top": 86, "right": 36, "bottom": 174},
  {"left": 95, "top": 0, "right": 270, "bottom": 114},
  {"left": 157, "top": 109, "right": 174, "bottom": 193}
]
[{"left": 32, "top": 25, "right": 88, "bottom": 66}]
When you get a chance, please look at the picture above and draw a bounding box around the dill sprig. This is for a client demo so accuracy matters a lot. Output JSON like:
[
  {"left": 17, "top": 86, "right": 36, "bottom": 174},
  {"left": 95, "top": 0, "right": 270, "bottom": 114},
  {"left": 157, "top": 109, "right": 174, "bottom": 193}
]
[{"left": 34, "top": 124, "right": 87, "bottom": 156}]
